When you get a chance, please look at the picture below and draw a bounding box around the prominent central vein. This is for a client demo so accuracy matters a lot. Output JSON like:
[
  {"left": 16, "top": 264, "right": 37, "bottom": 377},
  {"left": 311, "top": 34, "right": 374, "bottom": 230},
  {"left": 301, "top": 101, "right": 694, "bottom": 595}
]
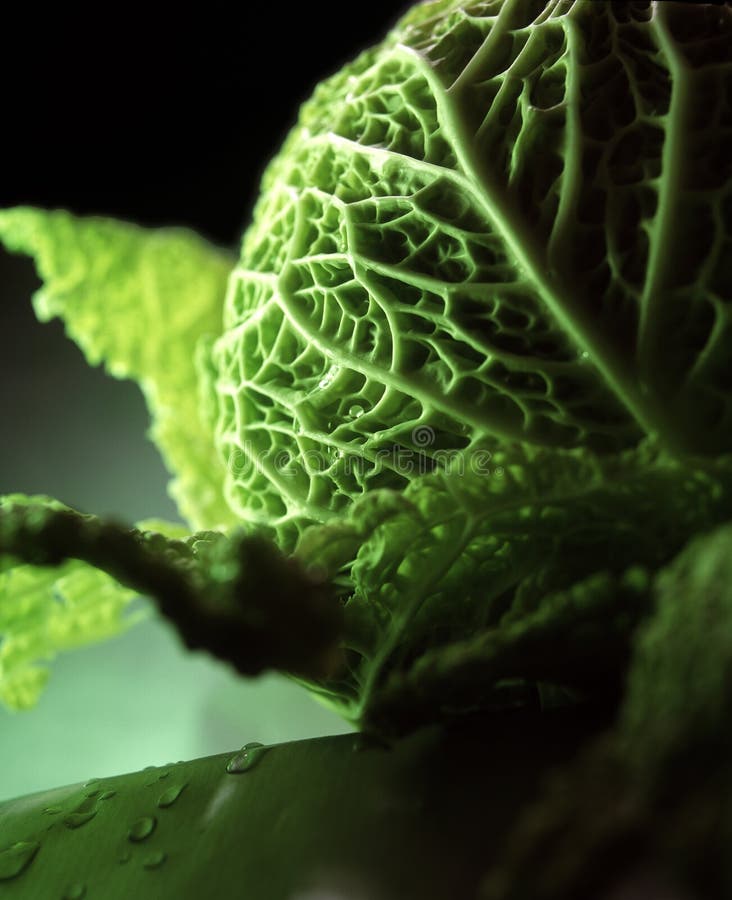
[{"left": 393, "top": 41, "right": 679, "bottom": 451}]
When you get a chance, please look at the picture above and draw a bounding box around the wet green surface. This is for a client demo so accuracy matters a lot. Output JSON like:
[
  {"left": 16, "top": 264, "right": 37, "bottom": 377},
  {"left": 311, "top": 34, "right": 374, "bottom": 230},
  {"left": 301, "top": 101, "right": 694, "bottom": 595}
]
[{"left": 0, "top": 710, "right": 603, "bottom": 899}]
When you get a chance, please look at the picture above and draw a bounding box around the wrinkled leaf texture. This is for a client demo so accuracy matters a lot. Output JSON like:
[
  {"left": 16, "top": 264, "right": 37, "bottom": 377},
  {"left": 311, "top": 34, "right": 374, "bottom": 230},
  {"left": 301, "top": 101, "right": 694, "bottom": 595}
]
[
  {"left": 215, "top": 0, "right": 732, "bottom": 546},
  {"left": 210, "top": 0, "right": 732, "bottom": 722}
]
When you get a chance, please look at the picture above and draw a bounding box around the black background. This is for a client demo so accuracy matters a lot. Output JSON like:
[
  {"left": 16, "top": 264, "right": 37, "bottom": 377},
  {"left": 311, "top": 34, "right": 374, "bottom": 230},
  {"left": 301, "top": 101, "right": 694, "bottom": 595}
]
[
  {"left": 0, "top": 3, "right": 408, "bottom": 246},
  {"left": 4, "top": 1, "right": 729, "bottom": 249}
]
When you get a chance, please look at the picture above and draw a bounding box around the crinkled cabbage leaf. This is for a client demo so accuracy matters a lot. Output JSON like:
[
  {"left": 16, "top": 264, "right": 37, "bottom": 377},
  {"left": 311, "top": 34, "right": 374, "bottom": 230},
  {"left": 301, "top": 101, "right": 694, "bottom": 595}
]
[
  {"left": 214, "top": 0, "right": 732, "bottom": 547},
  {"left": 0, "top": 208, "right": 236, "bottom": 531}
]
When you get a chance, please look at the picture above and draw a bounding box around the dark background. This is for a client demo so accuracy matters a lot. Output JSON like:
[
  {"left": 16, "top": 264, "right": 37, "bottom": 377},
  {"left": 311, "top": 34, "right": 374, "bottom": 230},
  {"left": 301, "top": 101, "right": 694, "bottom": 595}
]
[
  {"left": 0, "top": 3, "right": 407, "bottom": 244},
  {"left": 0, "top": 5, "right": 408, "bottom": 799}
]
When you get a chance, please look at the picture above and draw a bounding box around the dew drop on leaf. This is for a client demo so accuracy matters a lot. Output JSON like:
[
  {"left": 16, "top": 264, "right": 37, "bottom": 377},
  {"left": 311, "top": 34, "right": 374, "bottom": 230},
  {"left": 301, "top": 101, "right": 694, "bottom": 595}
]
[
  {"left": 157, "top": 783, "right": 187, "bottom": 808},
  {"left": 318, "top": 366, "right": 340, "bottom": 390},
  {"left": 145, "top": 769, "right": 171, "bottom": 787},
  {"left": 64, "top": 791, "right": 101, "bottom": 829},
  {"left": 63, "top": 811, "right": 97, "bottom": 829},
  {"left": 226, "top": 742, "right": 268, "bottom": 774},
  {"left": 142, "top": 850, "right": 166, "bottom": 870},
  {"left": 62, "top": 882, "right": 86, "bottom": 899},
  {"left": 128, "top": 816, "right": 157, "bottom": 842},
  {"left": 0, "top": 841, "right": 40, "bottom": 880}
]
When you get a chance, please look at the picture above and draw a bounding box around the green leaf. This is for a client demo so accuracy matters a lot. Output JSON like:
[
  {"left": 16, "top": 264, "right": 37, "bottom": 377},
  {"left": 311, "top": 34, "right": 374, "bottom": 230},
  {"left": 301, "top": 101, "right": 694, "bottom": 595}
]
[
  {"left": 0, "top": 207, "right": 237, "bottom": 531},
  {"left": 0, "top": 514, "right": 141, "bottom": 712},
  {"left": 297, "top": 442, "right": 732, "bottom": 729},
  {"left": 0, "top": 560, "right": 143, "bottom": 712},
  {"left": 212, "top": 0, "right": 732, "bottom": 549},
  {"left": 0, "top": 495, "right": 171, "bottom": 710},
  {"left": 621, "top": 519, "right": 732, "bottom": 773},
  {"left": 364, "top": 565, "right": 652, "bottom": 736},
  {"left": 477, "top": 521, "right": 732, "bottom": 900}
]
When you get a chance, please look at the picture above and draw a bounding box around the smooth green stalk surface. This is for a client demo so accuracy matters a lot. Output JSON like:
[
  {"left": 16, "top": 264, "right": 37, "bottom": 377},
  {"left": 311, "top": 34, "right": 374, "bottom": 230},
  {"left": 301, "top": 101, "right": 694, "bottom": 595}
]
[{"left": 0, "top": 711, "right": 603, "bottom": 900}]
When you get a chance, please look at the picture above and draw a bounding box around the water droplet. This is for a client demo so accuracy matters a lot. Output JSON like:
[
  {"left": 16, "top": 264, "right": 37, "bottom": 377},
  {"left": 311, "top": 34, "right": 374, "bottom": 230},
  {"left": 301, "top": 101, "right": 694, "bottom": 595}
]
[
  {"left": 64, "top": 792, "right": 101, "bottom": 829},
  {"left": 62, "top": 882, "right": 86, "bottom": 899},
  {"left": 157, "top": 783, "right": 187, "bottom": 809},
  {"left": 348, "top": 404, "right": 364, "bottom": 419},
  {"left": 318, "top": 366, "right": 340, "bottom": 389},
  {"left": 145, "top": 769, "right": 172, "bottom": 787},
  {"left": 128, "top": 816, "right": 156, "bottom": 842},
  {"left": 580, "top": 350, "right": 589, "bottom": 359},
  {"left": 0, "top": 841, "right": 40, "bottom": 880},
  {"left": 142, "top": 850, "right": 166, "bottom": 870},
  {"left": 100, "top": 790, "right": 116, "bottom": 801},
  {"left": 83, "top": 779, "right": 100, "bottom": 788},
  {"left": 43, "top": 805, "right": 63, "bottom": 815},
  {"left": 64, "top": 811, "right": 97, "bottom": 829},
  {"left": 226, "top": 742, "right": 267, "bottom": 774},
  {"left": 118, "top": 849, "right": 131, "bottom": 865}
]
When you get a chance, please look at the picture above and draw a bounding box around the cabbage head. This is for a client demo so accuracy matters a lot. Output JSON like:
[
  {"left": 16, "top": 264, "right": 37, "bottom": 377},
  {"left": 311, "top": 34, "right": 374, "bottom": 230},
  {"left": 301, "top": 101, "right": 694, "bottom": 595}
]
[
  {"left": 205, "top": 0, "right": 732, "bottom": 727},
  {"left": 1, "top": 0, "right": 731, "bottom": 732},
  {"left": 212, "top": 0, "right": 732, "bottom": 550}
]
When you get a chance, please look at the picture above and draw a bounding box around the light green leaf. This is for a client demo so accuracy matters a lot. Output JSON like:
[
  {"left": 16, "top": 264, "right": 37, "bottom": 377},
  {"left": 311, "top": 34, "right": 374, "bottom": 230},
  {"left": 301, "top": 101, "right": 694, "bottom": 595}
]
[
  {"left": 0, "top": 494, "right": 168, "bottom": 711},
  {"left": 0, "top": 495, "right": 343, "bottom": 710},
  {"left": 0, "top": 559, "right": 140, "bottom": 711},
  {"left": 0, "top": 207, "right": 237, "bottom": 531},
  {"left": 297, "top": 441, "right": 732, "bottom": 727}
]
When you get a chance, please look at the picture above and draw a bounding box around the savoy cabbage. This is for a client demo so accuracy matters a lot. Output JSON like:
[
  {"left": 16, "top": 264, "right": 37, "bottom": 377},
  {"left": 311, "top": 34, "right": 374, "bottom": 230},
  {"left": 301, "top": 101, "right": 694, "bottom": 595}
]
[
  {"left": 215, "top": 0, "right": 732, "bottom": 549},
  {"left": 0, "top": 0, "right": 731, "bottom": 734}
]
